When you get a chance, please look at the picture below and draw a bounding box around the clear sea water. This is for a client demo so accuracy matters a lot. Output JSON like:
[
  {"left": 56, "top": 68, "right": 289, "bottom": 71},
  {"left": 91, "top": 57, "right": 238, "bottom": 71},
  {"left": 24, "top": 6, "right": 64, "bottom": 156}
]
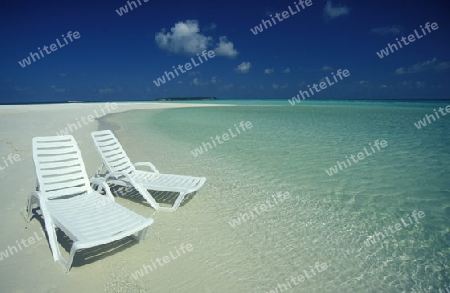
[{"left": 101, "top": 100, "right": 450, "bottom": 292}]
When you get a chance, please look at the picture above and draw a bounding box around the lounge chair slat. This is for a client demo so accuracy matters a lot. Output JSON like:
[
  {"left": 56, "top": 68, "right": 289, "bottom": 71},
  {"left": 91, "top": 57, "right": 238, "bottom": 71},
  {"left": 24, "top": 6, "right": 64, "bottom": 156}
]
[
  {"left": 96, "top": 139, "right": 116, "bottom": 147},
  {"left": 33, "top": 136, "right": 73, "bottom": 143},
  {"left": 42, "top": 176, "right": 86, "bottom": 187},
  {"left": 104, "top": 152, "right": 127, "bottom": 161},
  {"left": 40, "top": 160, "right": 81, "bottom": 169},
  {"left": 110, "top": 157, "right": 132, "bottom": 168},
  {"left": 40, "top": 166, "right": 84, "bottom": 176},
  {"left": 44, "top": 186, "right": 88, "bottom": 197},
  {"left": 36, "top": 153, "right": 80, "bottom": 163},
  {"left": 35, "top": 148, "right": 78, "bottom": 155},
  {"left": 103, "top": 149, "right": 123, "bottom": 158},
  {"left": 98, "top": 144, "right": 121, "bottom": 152}
]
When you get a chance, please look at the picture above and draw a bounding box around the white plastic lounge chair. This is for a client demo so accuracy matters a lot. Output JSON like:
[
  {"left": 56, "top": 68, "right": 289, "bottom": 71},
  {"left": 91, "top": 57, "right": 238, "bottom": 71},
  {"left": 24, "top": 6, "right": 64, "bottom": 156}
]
[
  {"left": 91, "top": 130, "right": 206, "bottom": 212},
  {"left": 26, "top": 135, "right": 154, "bottom": 272}
]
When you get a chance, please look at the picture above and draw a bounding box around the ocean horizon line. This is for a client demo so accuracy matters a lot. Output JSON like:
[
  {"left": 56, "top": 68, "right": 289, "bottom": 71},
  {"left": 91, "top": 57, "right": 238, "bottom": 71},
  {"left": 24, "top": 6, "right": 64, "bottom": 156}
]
[{"left": 1, "top": 97, "right": 450, "bottom": 106}]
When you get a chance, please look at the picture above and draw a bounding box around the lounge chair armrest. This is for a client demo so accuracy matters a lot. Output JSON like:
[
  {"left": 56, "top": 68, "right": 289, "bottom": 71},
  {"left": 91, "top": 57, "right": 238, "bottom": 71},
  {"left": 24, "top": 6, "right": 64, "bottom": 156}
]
[
  {"left": 93, "top": 164, "right": 107, "bottom": 178},
  {"left": 134, "top": 162, "right": 159, "bottom": 174},
  {"left": 105, "top": 171, "right": 133, "bottom": 181},
  {"left": 89, "top": 178, "right": 115, "bottom": 202},
  {"left": 30, "top": 190, "right": 41, "bottom": 199},
  {"left": 30, "top": 191, "right": 53, "bottom": 213}
]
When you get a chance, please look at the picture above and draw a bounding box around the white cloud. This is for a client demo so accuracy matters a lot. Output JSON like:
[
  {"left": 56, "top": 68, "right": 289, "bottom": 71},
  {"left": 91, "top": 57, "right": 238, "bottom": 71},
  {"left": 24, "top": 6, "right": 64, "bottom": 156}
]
[
  {"left": 400, "top": 81, "right": 413, "bottom": 89},
  {"left": 98, "top": 88, "right": 115, "bottom": 95},
  {"left": 416, "top": 81, "right": 426, "bottom": 88},
  {"left": 221, "top": 83, "right": 234, "bottom": 90},
  {"left": 371, "top": 25, "right": 402, "bottom": 36},
  {"left": 214, "top": 36, "right": 238, "bottom": 58},
  {"left": 395, "top": 68, "right": 407, "bottom": 75},
  {"left": 323, "top": 1, "right": 349, "bottom": 20},
  {"left": 265, "top": 10, "right": 275, "bottom": 17},
  {"left": 189, "top": 77, "right": 219, "bottom": 85},
  {"left": 203, "top": 23, "right": 216, "bottom": 32},
  {"left": 430, "top": 60, "right": 450, "bottom": 70},
  {"left": 272, "top": 83, "right": 287, "bottom": 89},
  {"left": 399, "top": 81, "right": 425, "bottom": 89},
  {"left": 235, "top": 62, "right": 251, "bottom": 74},
  {"left": 265, "top": 68, "right": 274, "bottom": 74},
  {"left": 14, "top": 86, "right": 27, "bottom": 92},
  {"left": 51, "top": 85, "right": 66, "bottom": 93},
  {"left": 191, "top": 78, "right": 200, "bottom": 85},
  {"left": 155, "top": 20, "right": 212, "bottom": 55},
  {"left": 322, "top": 65, "right": 332, "bottom": 71},
  {"left": 395, "top": 58, "right": 450, "bottom": 75},
  {"left": 282, "top": 67, "right": 291, "bottom": 73},
  {"left": 155, "top": 20, "right": 239, "bottom": 58},
  {"left": 188, "top": 71, "right": 200, "bottom": 76}
]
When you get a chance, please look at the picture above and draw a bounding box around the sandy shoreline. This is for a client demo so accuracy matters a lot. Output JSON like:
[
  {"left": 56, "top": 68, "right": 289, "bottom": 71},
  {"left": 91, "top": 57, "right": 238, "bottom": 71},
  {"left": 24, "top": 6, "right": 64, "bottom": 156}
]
[
  {"left": 0, "top": 102, "right": 242, "bottom": 293},
  {"left": 0, "top": 102, "right": 229, "bottom": 177}
]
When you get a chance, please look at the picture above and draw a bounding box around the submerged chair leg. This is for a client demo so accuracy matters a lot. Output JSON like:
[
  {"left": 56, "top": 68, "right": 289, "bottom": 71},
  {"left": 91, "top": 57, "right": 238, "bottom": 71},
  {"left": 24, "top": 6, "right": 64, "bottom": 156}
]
[
  {"left": 134, "top": 186, "right": 161, "bottom": 211},
  {"left": 132, "top": 228, "right": 148, "bottom": 242},
  {"left": 155, "top": 192, "right": 187, "bottom": 212},
  {"left": 171, "top": 192, "right": 187, "bottom": 212}
]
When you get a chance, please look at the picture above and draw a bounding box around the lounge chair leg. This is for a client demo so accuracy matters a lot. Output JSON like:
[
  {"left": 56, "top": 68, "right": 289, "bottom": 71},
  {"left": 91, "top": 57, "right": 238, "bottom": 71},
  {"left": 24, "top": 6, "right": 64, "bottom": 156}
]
[
  {"left": 140, "top": 191, "right": 188, "bottom": 212},
  {"left": 136, "top": 187, "right": 161, "bottom": 211},
  {"left": 64, "top": 246, "right": 77, "bottom": 273},
  {"left": 40, "top": 205, "right": 62, "bottom": 263},
  {"left": 132, "top": 228, "right": 148, "bottom": 242},
  {"left": 171, "top": 192, "right": 187, "bottom": 212},
  {"left": 156, "top": 192, "right": 188, "bottom": 212}
]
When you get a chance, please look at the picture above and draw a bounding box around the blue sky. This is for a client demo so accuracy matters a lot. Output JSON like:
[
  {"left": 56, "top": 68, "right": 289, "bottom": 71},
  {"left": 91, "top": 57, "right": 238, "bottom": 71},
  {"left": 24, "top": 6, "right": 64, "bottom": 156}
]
[{"left": 0, "top": 0, "right": 449, "bottom": 103}]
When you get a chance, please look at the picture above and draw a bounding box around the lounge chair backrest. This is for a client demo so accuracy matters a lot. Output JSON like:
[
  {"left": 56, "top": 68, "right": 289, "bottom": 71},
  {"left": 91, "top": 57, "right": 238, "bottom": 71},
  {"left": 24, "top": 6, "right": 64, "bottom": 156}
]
[
  {"left": 91, "top": 130, "right": 136, "bottom": 175},
  {"left": 32, "top": 135, "right": 92, "bottom": 199}
]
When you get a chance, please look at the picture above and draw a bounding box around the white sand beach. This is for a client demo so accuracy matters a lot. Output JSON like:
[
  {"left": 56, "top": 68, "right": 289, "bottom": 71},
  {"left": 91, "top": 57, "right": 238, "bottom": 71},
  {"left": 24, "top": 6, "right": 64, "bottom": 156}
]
[{"left": 0, "top": 102, "right": 244, "bottom": 293}]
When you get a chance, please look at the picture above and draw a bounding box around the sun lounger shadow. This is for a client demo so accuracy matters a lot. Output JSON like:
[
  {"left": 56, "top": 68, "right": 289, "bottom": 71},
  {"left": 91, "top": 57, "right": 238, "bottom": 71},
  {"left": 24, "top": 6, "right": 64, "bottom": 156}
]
[
  {"left": 107, "top": 185, "right": 198, "bottom": 209},
  {"left": 28, "top": 203, "right": 146, "bottom": 269}
]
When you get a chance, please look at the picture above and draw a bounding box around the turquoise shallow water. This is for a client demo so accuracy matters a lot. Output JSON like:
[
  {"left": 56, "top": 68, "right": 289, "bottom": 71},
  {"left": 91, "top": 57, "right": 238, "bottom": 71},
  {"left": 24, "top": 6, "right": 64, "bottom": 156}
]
[{"left": 104, "top": 100, "right": 450, "bottom": 292}]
